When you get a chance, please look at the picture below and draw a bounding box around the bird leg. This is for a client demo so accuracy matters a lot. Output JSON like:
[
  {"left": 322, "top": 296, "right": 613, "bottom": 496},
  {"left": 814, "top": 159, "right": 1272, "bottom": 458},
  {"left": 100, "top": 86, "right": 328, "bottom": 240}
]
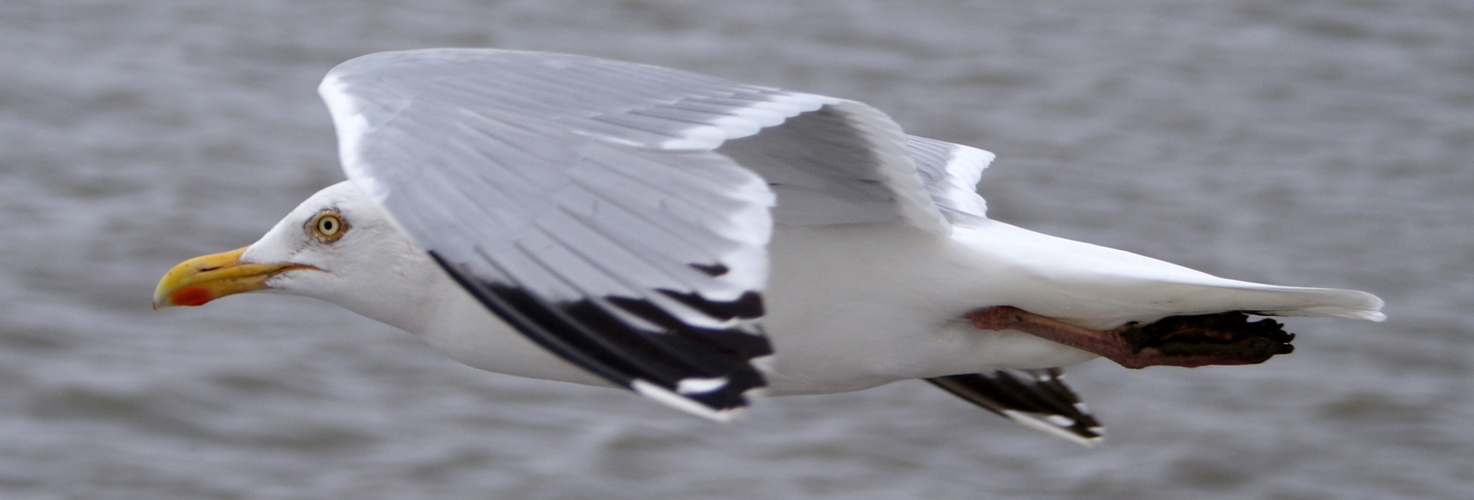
[{"left": 965, "top": 306, "right": 1295, "bottom": 369}]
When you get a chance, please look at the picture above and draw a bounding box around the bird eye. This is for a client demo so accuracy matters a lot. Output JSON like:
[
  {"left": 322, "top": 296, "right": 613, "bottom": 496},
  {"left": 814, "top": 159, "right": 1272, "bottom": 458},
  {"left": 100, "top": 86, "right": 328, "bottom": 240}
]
[{"left": 309, "top": 211, "right": 348, "bottom": 242}]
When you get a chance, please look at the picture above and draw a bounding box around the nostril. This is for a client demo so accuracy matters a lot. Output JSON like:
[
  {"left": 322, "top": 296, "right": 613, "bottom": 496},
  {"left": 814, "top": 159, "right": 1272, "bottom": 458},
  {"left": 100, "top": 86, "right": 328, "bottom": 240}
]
[{"left": 199, "top": 266, "right": 220, "bottom": 272}]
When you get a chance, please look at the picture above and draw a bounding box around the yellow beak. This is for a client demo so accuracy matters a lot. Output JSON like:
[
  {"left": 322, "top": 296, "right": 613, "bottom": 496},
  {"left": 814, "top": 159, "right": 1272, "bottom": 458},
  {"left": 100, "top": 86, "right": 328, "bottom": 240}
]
[{"left": 152, "top": 246, "right": 313, "bottom": 309}]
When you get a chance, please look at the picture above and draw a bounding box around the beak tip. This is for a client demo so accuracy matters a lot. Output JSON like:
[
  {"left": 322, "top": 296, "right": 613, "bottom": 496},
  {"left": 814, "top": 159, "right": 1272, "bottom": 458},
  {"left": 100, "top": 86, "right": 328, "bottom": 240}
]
[
  {"left": 151, "top": 293, "right": 175, "bottom": 310},
  {"left": 154, "top": 246, "right": 258, "bottom": 311}
]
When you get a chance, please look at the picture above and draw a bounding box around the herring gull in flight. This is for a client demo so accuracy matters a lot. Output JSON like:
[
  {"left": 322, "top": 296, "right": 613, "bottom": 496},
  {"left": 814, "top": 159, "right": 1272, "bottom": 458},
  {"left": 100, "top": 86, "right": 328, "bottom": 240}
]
[{"left": 153, "top": 49, "right": 1384, "bottom": 446}]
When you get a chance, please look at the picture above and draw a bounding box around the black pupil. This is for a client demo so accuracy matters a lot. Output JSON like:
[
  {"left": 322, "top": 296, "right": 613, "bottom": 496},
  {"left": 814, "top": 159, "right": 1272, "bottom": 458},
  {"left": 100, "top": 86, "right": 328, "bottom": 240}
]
[{"left": 322, "top": 218, "right": 335, "bottom": 232}]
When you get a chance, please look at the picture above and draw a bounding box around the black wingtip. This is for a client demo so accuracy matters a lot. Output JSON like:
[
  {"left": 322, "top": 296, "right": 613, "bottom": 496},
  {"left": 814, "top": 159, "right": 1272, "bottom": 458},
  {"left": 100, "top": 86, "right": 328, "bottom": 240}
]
[
  {"left": 926, "top": 369, "right": 1105, "bottom": 447},
  {"left": 430, "top": 251, "right": 772, "bottom": 419}
]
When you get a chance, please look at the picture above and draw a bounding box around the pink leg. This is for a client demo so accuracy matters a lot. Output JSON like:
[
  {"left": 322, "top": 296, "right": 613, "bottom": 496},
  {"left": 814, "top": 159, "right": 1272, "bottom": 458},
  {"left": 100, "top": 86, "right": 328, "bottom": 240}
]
[{"left": 965, "top": 306, "right": 1294, "bottom": 369}]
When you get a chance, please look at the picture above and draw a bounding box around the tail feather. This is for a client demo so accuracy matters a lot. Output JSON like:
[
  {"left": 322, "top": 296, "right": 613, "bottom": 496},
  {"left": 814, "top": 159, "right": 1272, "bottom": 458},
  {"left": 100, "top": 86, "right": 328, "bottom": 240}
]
[
  {"left": 955, "top": 221, "right": 1386, "bottom": 326},
  {"left": 1127, "top": 282, "right": 1386, "bottom": 323},
  {"left": 1239, "top": 286, "right": 1385, "bottom": 321}
]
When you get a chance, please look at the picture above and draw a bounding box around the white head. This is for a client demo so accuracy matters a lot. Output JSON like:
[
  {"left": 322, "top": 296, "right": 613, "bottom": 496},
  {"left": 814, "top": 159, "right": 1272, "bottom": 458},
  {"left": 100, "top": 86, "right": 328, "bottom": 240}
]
[{"left": 154, "top": 181, "right": 443, "bottom": 333}]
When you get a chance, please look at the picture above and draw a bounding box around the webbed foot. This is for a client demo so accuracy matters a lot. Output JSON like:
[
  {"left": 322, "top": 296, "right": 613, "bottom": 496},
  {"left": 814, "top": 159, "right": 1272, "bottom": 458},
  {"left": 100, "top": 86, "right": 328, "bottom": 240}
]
[{"left": 966, "top": 306, "right": 1294, "bottom": 369}]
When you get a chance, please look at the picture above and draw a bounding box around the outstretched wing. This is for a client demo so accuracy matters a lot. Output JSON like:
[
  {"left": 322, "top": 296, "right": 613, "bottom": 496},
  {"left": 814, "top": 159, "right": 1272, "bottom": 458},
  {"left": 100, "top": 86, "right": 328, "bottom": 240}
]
[
  {"left": 926, "top": 369, "right": 1105, "bottom": 447},
  {"left": 317, "top": 48, "right": 962, "bottom": 419}
]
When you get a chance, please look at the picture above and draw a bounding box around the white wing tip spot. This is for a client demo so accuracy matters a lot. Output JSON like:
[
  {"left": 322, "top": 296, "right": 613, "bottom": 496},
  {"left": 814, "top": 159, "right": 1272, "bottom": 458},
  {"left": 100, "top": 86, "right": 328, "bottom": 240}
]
[
  {"left": 676, "top": 376, "right": 730, "bottom": 395},
  {"left": 1002, "top": 410, "right": 1103, "bottom": 448},
  {"left": 1044, "top": 415, "right": 1077, "bottom": 427},
  {"left": 632, "top": 379, "right": 742, "bottom": 423}
]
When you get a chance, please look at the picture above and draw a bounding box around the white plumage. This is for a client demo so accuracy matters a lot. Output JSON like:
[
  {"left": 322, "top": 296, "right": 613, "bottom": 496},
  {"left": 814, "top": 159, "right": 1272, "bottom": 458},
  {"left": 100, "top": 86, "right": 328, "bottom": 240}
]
[{"left": 156, "top": 49, "right": 1383, "bottom": 442}]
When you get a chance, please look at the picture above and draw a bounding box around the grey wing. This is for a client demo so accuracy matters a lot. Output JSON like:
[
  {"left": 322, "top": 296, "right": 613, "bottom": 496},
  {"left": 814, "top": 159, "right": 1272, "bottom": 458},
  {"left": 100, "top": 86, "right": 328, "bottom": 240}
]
[
  {"left": 926, "top": 369, "right": 1105, "bottom": 447},
  {"left": 905, "top": 135, "right": 995, "bottom": 224},
  {"left": 317, "top": 49, "right": 962, "bottom": 418}
]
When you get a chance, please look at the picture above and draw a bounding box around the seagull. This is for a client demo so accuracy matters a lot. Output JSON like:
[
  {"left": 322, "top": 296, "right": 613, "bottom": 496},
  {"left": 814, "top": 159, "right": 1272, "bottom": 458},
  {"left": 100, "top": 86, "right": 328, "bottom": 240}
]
[{"left": 153, "top": 49, "right": 1384, "bottom": 446}]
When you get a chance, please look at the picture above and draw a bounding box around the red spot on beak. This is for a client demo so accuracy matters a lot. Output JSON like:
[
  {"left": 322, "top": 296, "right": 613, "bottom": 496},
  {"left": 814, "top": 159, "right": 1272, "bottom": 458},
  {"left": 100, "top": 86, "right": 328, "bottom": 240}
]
[{"left": 170, "top": 287, "right": 214, "bottom": 307}]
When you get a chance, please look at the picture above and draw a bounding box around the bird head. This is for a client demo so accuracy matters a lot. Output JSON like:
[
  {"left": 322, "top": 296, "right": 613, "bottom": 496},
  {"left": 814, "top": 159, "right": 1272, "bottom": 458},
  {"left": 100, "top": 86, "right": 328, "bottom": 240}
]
[{"left": 153, "top": 181, "right": 439, "bottom": 329}]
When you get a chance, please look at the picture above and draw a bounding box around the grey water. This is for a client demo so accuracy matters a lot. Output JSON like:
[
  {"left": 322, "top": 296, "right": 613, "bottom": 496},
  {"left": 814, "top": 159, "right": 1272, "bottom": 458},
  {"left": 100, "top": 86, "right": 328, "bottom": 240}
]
[{"left": 2, "top": 1, "right": 1471, "bottom": 498}]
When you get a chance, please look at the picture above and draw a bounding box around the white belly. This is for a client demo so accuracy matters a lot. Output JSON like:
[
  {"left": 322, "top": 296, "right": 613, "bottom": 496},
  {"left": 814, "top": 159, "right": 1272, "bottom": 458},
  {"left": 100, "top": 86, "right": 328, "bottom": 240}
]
[
  {"left": 397, "top": 219, "right": 1374, "bottom": 396},
  {"left": 406, "top": 221, "right": 1098, "bottom": 395}
]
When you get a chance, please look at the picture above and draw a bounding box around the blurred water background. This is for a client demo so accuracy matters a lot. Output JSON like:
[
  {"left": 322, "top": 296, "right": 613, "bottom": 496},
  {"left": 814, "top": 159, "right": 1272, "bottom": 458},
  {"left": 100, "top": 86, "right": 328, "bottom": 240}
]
[{"left": 2, "top": 1, "right": 1471, "bottom": 498}]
